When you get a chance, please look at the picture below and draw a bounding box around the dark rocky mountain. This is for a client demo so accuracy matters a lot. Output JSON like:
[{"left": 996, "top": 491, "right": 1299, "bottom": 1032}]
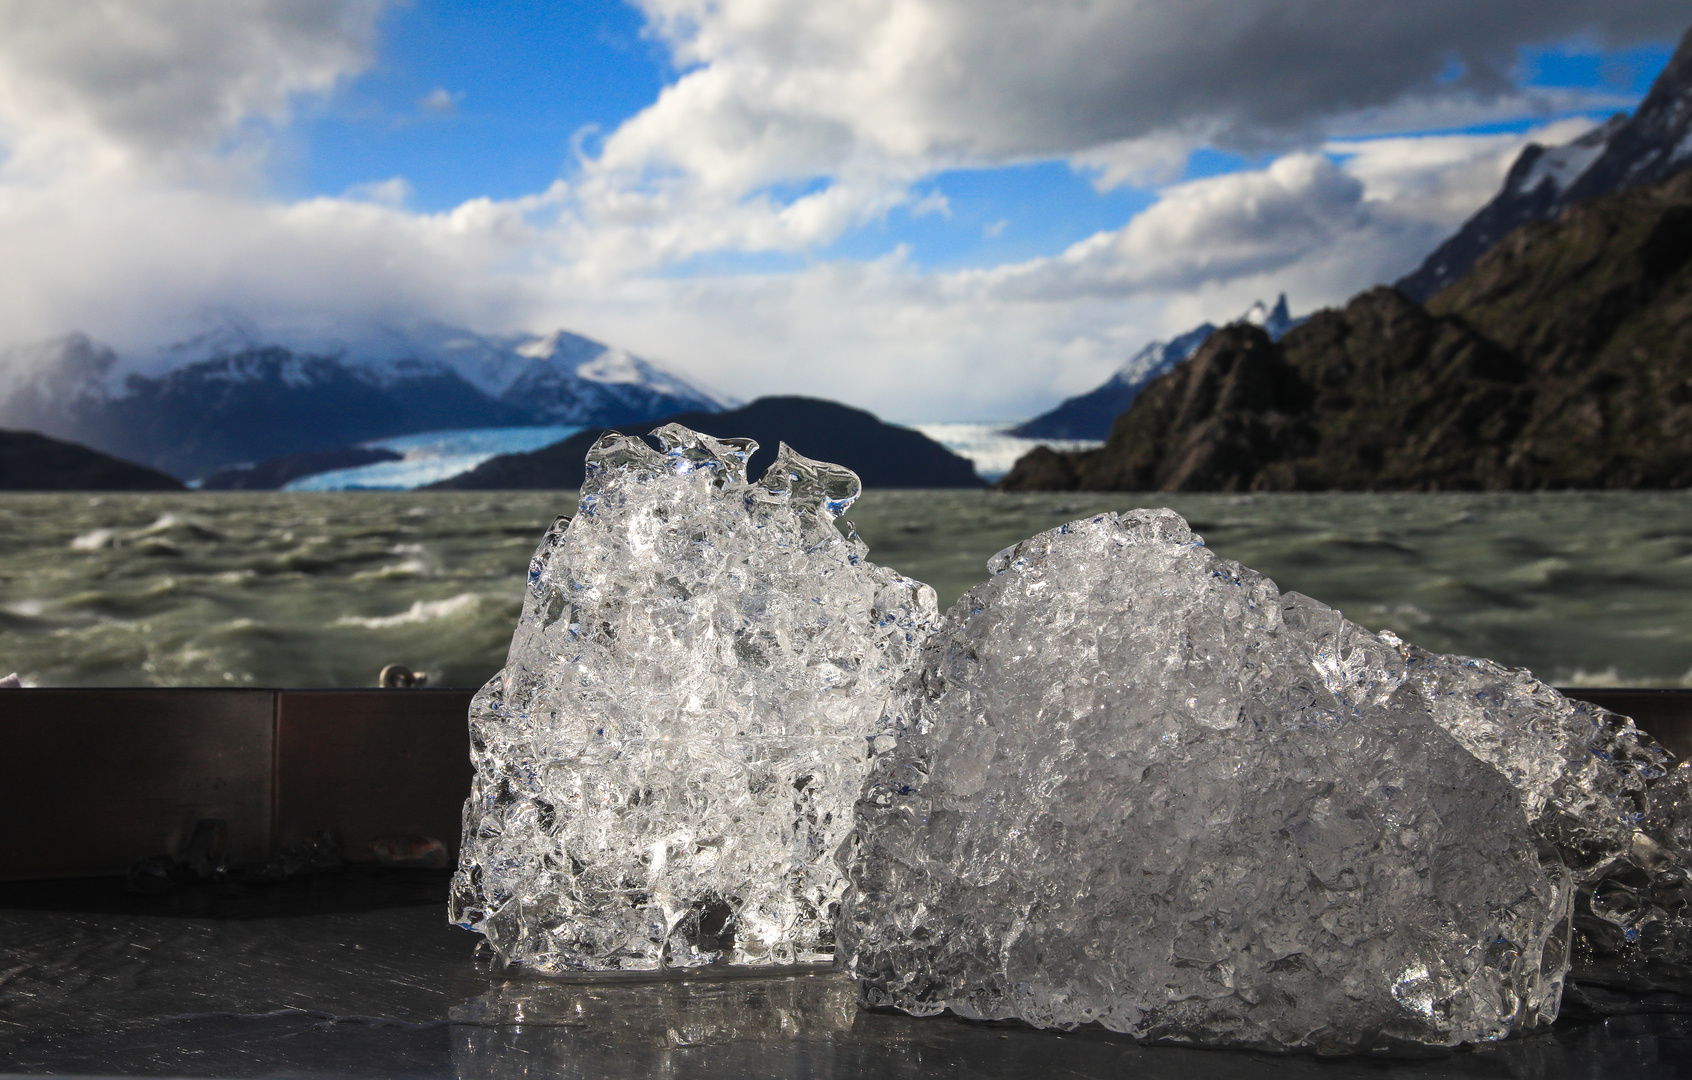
[
  {"left": 0, "top": 429, "right": 184, "bottom": 491},
  {"left": 1011, "top": 324, "right": 1216, "bottom": 441},
  {"left": 430, "top": 396, "right": 985, "bottom": 490},
  {"left": 0, "top": 321, "right": 726, "bottom": 481},
  {"left": 1010, "top": 295, "right": 1300, "bottom": 441},
  {"left": 198, "top": 445, "right": 404, "bottom": 491},
  {"left": 60, "top": 348, "right": 533, "bottom": 482},
  {"left": 1397, "top": 27, "right": 1692, "bottom": 301},
  {"left": 1000, "top": 163, "right": 1692, "bottom": 492}
]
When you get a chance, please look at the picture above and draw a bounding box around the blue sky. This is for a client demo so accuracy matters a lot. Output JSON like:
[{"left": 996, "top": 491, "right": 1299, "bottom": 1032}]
[
  {"left": 0, "top": 2, "right": 1683, "bottom": 421},
  {"left": 293, "top": 5, "right": 1673, "bottom": 274}
]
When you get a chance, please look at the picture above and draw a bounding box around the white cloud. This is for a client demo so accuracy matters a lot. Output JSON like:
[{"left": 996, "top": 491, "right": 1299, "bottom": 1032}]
[
  {"left": 1329, "top": 117, "right": 1599, "bottom": 226},
  {"left": 342, "top": 175, "right": 414, "bottom": 207},
  {"left": 573, "top": 0, "right": 1684, "bottom": 259},
  {"left": 527, "top": 250, "right": 1170, "bottom": 423},
  {"left": 981, "top": 154, "right": 1370, "bottom": 300},
  {"left": 0, "top": 177, "right": 562, "bottom": 351},
  {"left": 0, "top": 0, "right": 389, "bottom": 179},
  {"left": 0, "top": 0, "right": 1676, "bottom": 426},
  {"left": 419, "top": 87, "right": 460, "bottom": 115},
  {"left": 623, "top": 0, "right": 1677, "bottom": 172},
  {"left": 545, "top": 114, "right": 1616, "bottom": 420}
]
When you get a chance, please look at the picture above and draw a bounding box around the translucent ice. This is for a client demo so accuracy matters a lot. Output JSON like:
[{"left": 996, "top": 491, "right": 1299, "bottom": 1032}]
[
  {"left": 842, "top": 509, "right": 1575, "bottom": 1052},
  {"left": 1384, "top": 646, "right": 1692, "bottom": 993},
  {"left": 451, "top": 424, "right": 938, "bottom": 972}
]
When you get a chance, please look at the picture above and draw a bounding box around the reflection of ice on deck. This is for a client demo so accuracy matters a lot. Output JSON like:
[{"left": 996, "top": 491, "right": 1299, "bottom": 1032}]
[
  {"left": 2, "top": 841, "right": 1689, "bottom": 1073},
  {"left": 453, "top": 970, "right": 857, "bottom": 1048}
]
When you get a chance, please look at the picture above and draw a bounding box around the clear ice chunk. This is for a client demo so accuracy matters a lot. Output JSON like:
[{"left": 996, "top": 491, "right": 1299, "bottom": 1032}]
[
  {"left": 450, "top": 424, "right": 938, "bottom": 972},
  {"left": 842, "top": 509, "right": 1576, "bottom": 1052},
  {"left": 1382, "top": 644, "right": 1692, "bottom": 993}
]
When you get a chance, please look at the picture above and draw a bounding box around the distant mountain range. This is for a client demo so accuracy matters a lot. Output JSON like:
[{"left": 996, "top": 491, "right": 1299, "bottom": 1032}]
[
  {"left": 1001, "top": 26, "right": 1692, "bottom": 492},
  {"left": 1397, "top": 26, "right": 1692, "bottom": 301},
  {"left": 1016, "top": 28, "right": 1692, "bottom": 452},
  {"left": 1011, "top": 295, "right": 1301, "bottom": 441},
  {"left": 0, "top": 429, "right": 184, "bottom": 491},
  {"left": 0, "top": 319, "right": 727, "bottom": 480},
  {"left": 428, "top": 396, "right": 984, "bottom": 490},
  {"left": 1000, "top": 161, "right": 1692, "bottom": 492}
]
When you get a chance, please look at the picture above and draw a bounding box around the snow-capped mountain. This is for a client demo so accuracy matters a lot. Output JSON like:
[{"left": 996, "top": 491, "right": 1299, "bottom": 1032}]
[
  {"left": 0, "top": 318, "right": 729, "bottom": 479},
  {"left": 1397, "top": 26, "right": 1692, "bottom": 301},
  {"left": 1011, "top": 294, "right": 1300, "bottom": 441},
  {"left": 1237, "top": 294, "right": 1301, "bottom": 340}
]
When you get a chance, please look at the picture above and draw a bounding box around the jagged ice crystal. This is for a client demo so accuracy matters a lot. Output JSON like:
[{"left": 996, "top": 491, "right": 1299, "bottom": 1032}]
[
  {"left": 452, "top": 427, "right": 1691, "bottom": 1046},
  {"left": 843, "top": 509, "right": 1583, "bottom": 1052},
  {"left": 450, "top": 424, "right": 938, "bottom": 972}
]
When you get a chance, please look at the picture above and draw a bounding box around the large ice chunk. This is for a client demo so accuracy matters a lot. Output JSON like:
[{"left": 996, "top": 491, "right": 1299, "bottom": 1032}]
[
  {"left": 451, "top": 424, "right": 938, "bottom": 972},
  {"left": 1384, "top": 646, "right": 1692, "bottom": 993},
  {"left": 842, "top": 509, "right": 1574, "bottom": 1052}
]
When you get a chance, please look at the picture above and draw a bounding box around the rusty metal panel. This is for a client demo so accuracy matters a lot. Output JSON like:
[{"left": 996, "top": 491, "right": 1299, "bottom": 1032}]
[
  {"left": 0, "top": 685, "right": 1685, "bottom": 884},
  {"left": 273, "top": 689, "right": 474, "bottom": 865},
  {"left": 0, "top": 688, "right": 274, "bottom": 881}
]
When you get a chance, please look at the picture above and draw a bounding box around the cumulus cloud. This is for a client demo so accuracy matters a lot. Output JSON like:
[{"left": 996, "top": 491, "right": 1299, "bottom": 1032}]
[
  {"left": 982, "top": 154, "right": 1369, "bottom": 300},
  {"left": 0, "top": 177, "right": 563, "bottom": 350},
  {"left": 0, "top": 0, "right": 1675, "bottom": 423},
  {"left": 624, "top": 0, "right": 1677, "bottom": 168},
  {"left": 573, "top": 0, "right": 1685, "bottom": 257},
  {"left": 0, "top": 0, "right": 388, "bottom": 178},
  {"left": 419, "top": 87, "right": 461, "bottom": 115},
  {"left": 1328, "top": 117, "right": 1598, "bottom": 225},
  {"left": 527, "top": 251, "right": 1171, "bottom": 422},
  {"left": 543, "top": 115, "right": 1612, "bottom": 419},
  {"left": 982, "top": 117, "right": 1605, "bottom": 304}
]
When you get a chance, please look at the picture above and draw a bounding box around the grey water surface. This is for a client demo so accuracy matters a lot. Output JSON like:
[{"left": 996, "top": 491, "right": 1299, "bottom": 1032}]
[{"left": 2, "top": 489, "right": 1691, "bottom": 688}]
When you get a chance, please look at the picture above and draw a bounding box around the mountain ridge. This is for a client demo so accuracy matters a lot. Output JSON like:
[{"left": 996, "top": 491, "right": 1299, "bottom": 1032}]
[
  {"left": 1010, "top": 294, "right": 1300, "bottom": 441},
  {"left": 0, "top": 428, "right": 185, "bottom": 491},
  {"left": 1396, "top": 26, "right": 1692, "bottom": 301},
  {"left": 999, "top": 162, "right": 1692, "bottom": 492},
  {"left": 0, "top": 320, "right": 727, "bottom": 479}
]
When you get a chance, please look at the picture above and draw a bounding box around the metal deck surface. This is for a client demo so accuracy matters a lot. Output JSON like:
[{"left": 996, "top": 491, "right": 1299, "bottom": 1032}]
[{"left": 1, "top": 870, "right": 1690, "bottom": 1079}]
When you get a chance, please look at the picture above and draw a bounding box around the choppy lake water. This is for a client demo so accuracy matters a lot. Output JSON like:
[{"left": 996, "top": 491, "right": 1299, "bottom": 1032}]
[{"left": 3, "top": 490, "right": 1691, "bottom": 688}]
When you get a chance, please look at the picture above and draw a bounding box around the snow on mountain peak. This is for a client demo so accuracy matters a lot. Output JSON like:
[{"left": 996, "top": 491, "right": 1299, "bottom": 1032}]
[
  {"left": 576, "top": 347, "right": 650, "bottom": 387},
  {"left": 510, "top": 328, "right": 604, "bottom": 366},
  {"left": 1235, "top": 293, "right": 1297, "bottom": 340},
  {"left": 514, "top": 334, "right": 559, "bottom": 361},
  {"left": 109, "top": 316, "right": 728, "bottom": 411},
  {"left": 0, "top": 314, "right": 733, "bottom": 477},
  {"left": 1517, "top": 117, "right": 1620, "bottom": 197}
]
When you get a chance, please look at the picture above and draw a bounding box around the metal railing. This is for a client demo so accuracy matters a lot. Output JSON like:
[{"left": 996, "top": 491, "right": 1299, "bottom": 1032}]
[{"left": 2, "top": 686, "right": 1687, "bottom": 881}]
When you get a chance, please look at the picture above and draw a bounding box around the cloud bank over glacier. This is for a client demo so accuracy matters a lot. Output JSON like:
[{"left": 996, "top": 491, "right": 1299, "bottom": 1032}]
[{"left": 0, "top": 0, "right": 1680, "bottom": 420}]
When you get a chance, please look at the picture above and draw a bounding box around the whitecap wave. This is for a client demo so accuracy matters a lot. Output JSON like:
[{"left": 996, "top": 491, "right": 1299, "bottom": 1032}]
[
  {"left": 333, "top": 593, "right": 481, "bottom": 629},
  {"left": 352, "top": 558, "right": 431, "bottom": 581}
]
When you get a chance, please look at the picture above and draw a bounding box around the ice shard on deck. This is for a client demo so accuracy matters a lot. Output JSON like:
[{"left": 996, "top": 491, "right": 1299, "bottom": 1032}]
[
  {"left": 842, "top": 509, "right": 1587, "bottom": 1052},
  {"left": 1386, "top": 645, "right": 1692, "bottom": 994},
  {"left": 450, "top": 424, "right": 938, "bottom": 972}
]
